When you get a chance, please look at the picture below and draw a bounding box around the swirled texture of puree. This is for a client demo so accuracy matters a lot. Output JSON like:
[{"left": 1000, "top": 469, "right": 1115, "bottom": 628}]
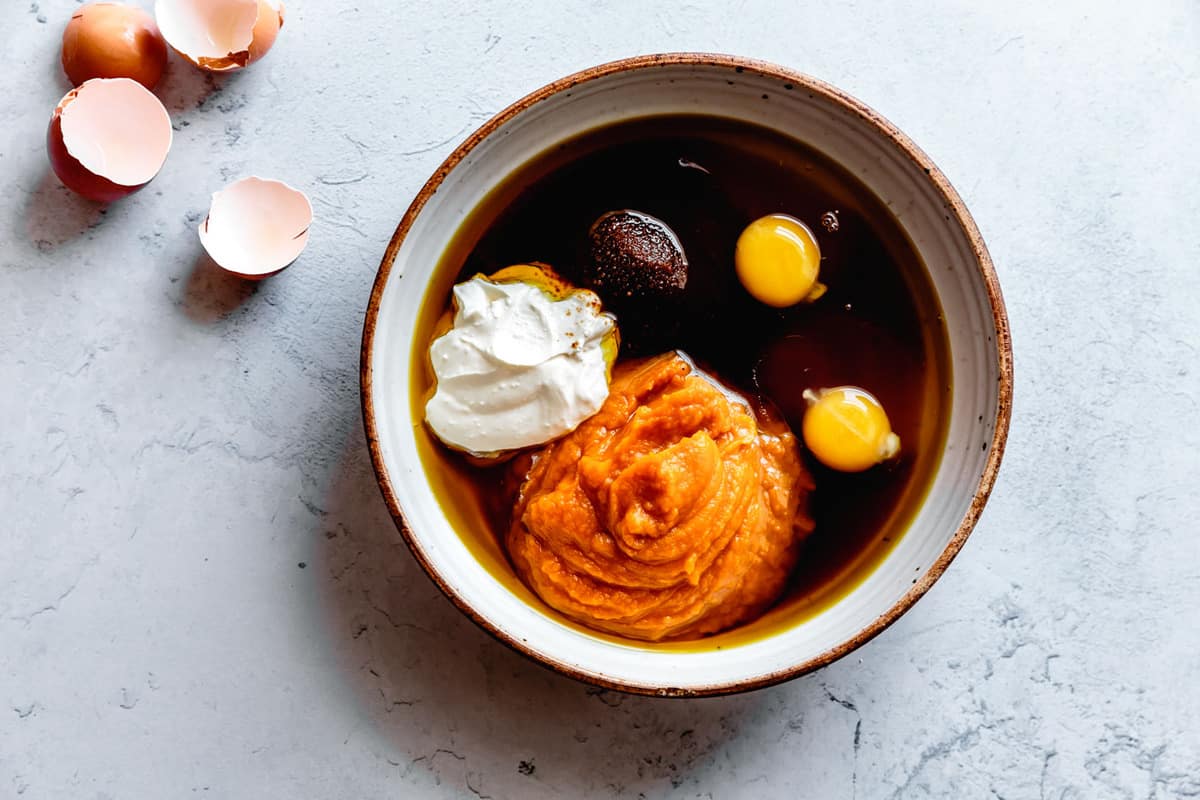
[{"left": 507, "top": 353, "right": 814, "bottom": 641}]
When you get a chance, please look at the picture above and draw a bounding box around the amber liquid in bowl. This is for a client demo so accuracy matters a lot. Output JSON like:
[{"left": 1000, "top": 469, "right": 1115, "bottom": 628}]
[{"left": 410, "top": 115, "right": 951, "bottom": 650}]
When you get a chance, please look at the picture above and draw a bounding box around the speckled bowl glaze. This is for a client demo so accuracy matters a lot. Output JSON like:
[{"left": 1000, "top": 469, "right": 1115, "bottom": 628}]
[{"left": 361, "top": 54, "right": 1012, "bottom": 696}]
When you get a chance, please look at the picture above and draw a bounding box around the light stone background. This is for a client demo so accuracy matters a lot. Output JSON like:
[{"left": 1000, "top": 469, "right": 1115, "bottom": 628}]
[{"left": 2, "top": 1, "right": 1198, "bottom": 797}]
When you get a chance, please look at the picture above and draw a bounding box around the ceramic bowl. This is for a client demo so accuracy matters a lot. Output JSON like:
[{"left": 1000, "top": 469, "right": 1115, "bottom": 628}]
[{"left": 361, "top": 54, "right": 1012, "bottom": 696}]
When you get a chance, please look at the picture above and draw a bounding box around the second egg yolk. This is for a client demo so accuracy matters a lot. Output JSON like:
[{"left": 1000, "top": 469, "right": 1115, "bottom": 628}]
[
  {"left": 735, "top": 214, "right": 826, "bottom": 307},
  {"left": 802, "top": 386, "right": 901, "bottom": 473}
]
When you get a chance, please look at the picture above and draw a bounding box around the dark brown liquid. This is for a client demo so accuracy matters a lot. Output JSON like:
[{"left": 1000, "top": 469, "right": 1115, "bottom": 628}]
[{"left": 411, "top": 115, "right": 950, "bottom": 650}]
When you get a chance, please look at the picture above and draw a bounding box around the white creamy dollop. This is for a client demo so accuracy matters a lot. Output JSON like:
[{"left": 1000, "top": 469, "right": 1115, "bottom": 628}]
[{"left": 424, "top": 275, "right": 616, "bottom": 456}]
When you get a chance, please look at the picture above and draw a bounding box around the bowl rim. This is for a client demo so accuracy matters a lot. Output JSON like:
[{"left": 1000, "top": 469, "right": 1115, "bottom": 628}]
[{"left": 359, "top": 52, "right": 1014, "bottom": 698}]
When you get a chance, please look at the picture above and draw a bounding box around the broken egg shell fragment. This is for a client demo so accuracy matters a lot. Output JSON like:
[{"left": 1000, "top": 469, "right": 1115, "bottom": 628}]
[
  {"left": 154, "top": 0, "right": 283, "bottom": 72},
  {"left": 198, "top": 177, "right": 312, "bottom": 280},
  {"left": 61, "top": 3, "right": 169, "bottom": 89},
  {"left": 46, "top": 78, "right": 173, "bottom": 203}
]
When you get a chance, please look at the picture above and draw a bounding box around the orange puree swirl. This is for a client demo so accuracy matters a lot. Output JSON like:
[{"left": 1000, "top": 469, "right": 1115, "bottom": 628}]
[{"left": 507, "top": 353, "right": 814, "bottom": 641}]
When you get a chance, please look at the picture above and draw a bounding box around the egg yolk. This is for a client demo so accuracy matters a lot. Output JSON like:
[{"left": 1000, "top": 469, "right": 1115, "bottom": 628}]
[
  {"left": 801, "top": 386, "right": 900, "bottom": 472},
  {"left": 735, "top": 214, "right": 826, "bottom": 307}
]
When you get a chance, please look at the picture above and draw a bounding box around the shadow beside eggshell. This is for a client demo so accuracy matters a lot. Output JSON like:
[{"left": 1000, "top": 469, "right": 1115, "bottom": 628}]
[
  {"left": 24, "top": 170, "right": 108, "bottom": 253},
  {"left": 47, "top": 37, "right": 75, "bottom": 94},
  {"left": 180, "top": 250, "right": 258, "bottom": 323},
  {"left": 156, "top": 57, "right": 230, "bottom": 117}
]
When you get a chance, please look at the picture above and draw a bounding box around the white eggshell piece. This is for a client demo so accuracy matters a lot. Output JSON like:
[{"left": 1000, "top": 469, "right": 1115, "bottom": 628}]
[
  {"left": 155, "top": 0, "right": 257, "bottom": 66},
  {"left": 198, "top": 177, "right": 312, "bottom": 279},
  {"left": 60, "top": 77, "right": 172, "bottom": 186}
]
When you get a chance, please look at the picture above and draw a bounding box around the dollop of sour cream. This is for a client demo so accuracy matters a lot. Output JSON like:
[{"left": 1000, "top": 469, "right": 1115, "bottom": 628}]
[{"left": 425, "top": 275, "right": 617, "bottom": 456}]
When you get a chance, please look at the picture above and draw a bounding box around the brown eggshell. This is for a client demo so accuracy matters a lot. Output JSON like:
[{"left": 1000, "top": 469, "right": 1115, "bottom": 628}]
[
  {"left": 155, "top": 0, "right": 284, "bottom": 72},
  {"left": 61, "top": 2, "right": 168, "bottom": 90},
  {"left": 46, "top": 78, "right": 173, "bottom": 203},
  {"left": 47, "top": 97, "right": 125, "bottom": 203},
  {"left": 247, "top": 0, "right": 284, "bottom": 64},
  {"left": 197, "top": 176, "right": 312, "bottom": 280}
]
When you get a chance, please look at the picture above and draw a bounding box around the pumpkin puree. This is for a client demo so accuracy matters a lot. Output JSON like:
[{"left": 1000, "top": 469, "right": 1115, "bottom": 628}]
[{"left": 507, "top": 353, "right": 814, "bottom": 641}]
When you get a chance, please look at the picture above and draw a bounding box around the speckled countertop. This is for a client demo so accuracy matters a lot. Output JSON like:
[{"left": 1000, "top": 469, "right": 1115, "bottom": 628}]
[{"left": 2, "top": 1, "right": 1198, "bottom": 797}]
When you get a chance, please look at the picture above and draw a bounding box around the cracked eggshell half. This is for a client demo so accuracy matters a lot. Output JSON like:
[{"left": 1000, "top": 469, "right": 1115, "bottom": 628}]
[
  {"left": 155, "top": 0, "right": 284, "bottom": 72},
  {"left": 61, "top": 2, "right": 169, "bottom": 89},
  {"left": 198, "top": 177, "right": 312, "bottom": 280},
  {"left": 46, "top": 77, "right": 173, "bottom": 203}
]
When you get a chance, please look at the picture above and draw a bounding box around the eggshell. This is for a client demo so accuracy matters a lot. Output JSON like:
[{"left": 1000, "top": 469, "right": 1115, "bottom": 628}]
[
  {"left": 155, "top": 0, "right": 284, "bottom": 72},
  {"left": 247, "top": 0, "right": 284, "bottom": 63},
  {"left": 46, "top": 78, "right": 173, "bottom": 202},
  {"left": 198, "top": 177, "right": 312, "bottom": 279},
  {"left": 61, "top": 3, "right": 169, "bottom": 89}
]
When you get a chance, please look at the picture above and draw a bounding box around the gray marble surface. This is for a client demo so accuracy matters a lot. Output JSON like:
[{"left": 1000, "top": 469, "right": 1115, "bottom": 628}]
[{"left": 3, "top": 1, "right": 1198, "bottom": 797}]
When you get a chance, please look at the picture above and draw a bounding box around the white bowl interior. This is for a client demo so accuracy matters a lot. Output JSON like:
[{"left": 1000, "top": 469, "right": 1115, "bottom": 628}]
[{"left": 368, "top": 62, "right": 1002, "bottom": 693}]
